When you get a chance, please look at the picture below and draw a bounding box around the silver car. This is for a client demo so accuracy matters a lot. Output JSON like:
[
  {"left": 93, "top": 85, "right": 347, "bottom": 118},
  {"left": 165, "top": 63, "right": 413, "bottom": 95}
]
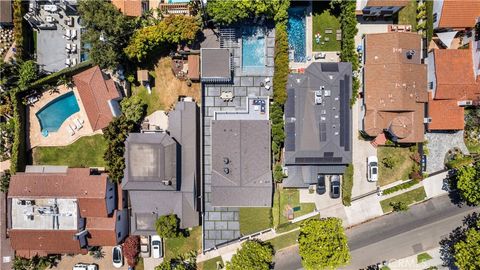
[{"left": 367, "top": 156, "right": 379, "bottom": 182}]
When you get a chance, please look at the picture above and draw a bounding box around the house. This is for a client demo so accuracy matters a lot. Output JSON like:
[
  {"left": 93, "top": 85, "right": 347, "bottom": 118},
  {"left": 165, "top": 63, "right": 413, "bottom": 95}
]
[
  {"left": 122, "top": 101, "right": 199, "bottom": 235},
  {"left": 283, "top": 62, "right": 352, "bottom": 187},
  {"left": 433, "top": 0, "right": 480, "bottom": 30},
  {"left": 8, "top": 166, "right": 128, "bottom": 258},
  {"left": 111, "top": 0, "right": 149, "bottom": 17},
  {"left": 73, "top": 66, "right": 122, "bottom": 131},
  {"left": 0, "top": 0, "right": 12, "bottom": 26},
  {"left": 361, "top": 0, "right": 409, "bottom": 19},
  {"left": 427, "top": 48, "right": 480, "bottom": 130},
  {"left": 362, "top": 32, "right": 427, "bottom": 144}
]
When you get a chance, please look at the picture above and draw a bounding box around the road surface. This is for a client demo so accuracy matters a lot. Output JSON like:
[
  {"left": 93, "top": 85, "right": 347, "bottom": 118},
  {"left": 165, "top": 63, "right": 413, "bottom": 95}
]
[{"left": 274, "top": 195, "right": 479, "bottom": 270}]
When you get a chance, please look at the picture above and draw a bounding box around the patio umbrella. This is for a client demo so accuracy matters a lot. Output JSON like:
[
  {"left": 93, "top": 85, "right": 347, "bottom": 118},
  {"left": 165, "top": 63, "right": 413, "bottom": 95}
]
[{"left": 437, "top": 31, "right": 458, "bottom": 48}]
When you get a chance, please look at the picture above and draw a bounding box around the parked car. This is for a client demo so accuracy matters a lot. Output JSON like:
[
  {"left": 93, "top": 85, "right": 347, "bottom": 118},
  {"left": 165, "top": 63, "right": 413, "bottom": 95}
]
[
  {"left": 73, "top": 263, "right": 98, "bottom": 270},
  {"left": 314, "top": 90, "right": 323, "bottom": 104},
  {"left": 330, "top": 175, "right": 341, "bottom": 199},
  {"left": 367, "top": 156, "right": 379, "bottom": 182},
  {"left": 140, "top": 235, "right": 150, "bottom": 258},
  {"left": 151, "top": 235, "right": 163, "bottom": 259},
  {"left": 112, "top": 245, "right": 124, "bottom": 268},
  {"left": 316, "top": 174, "right": 326, "bottom": 194}
]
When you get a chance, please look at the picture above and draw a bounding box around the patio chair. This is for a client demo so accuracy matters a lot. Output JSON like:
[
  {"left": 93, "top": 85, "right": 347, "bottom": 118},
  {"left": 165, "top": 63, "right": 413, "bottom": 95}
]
[
  {"left": 65, "top": 29, "right": 71, "bottom": 40},
  {"left": 324, "top": 37, "right": 330, "bottom": 42},
  {"left": 67, "top": 125, "right": 75, "bottom": 136},
  {"left": 71, "top": 30, "right": 77, "bottom": 40},
  {"left": 264, "top": 77, "right": 271, "bottom": 83},
  {"left": 265, "top": 84, "right": 271, "bottom": 90},
  {"left": 325, "top": 28, "right": 333, "bottom": 34},
  {"left": 73, "top": 119, "right": 83, "bottom": 130}
]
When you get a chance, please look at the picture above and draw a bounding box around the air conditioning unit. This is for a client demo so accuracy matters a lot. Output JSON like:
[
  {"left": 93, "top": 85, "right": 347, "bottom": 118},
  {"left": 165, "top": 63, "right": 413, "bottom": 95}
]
[
  {"left": 162, "top": 180, "right": 171, "bottom": 186},
  {"left": 424, "top": 117, "right": 432, "bottom": 123},
  {"left": 458, "top": 100, "right": 473, "bottom": 106}
]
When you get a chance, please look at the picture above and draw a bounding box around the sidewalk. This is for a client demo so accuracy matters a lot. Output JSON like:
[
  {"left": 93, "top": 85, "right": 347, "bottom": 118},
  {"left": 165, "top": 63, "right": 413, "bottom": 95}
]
[{"left": 387, "top": 247, "right": 446, "bottom": 270}]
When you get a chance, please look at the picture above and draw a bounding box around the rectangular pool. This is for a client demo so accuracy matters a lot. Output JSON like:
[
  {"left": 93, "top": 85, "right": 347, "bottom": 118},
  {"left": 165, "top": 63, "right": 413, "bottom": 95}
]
[
  {"left": 242, "top": 27, "right": 266, "bottom": 68},
  {"left": 288, "top": 7, "right": 306, "bottom": 62}
]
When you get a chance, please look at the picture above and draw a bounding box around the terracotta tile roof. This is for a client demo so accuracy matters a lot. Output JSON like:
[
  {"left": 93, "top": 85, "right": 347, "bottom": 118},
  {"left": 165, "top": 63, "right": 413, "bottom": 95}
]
[
  {"left": 366, "top": 0, "right": 410, "bottom": 7},
  {"left": 10, "top": 230, "right": 84, "bottom": 258},
  {"left": 85, "top": 214, "right": 118, "bottom": 246},
  {"left": 428, "top": 94, "right": 465, "bottom": 130},
  {"left": 438, "top": 0, "right": 480, "bottom": 29},
  {"left": 111, "top": 0, "right": 144, "bottom": 16},
  {"left": 73, "top": 66, "right": 121, "bottom": 131},
  {"left": 363, "top": 32, "right": 427, "bottom": 143},
  {"left": 188, "top": 55, "right": 200, "bottom": 81}
]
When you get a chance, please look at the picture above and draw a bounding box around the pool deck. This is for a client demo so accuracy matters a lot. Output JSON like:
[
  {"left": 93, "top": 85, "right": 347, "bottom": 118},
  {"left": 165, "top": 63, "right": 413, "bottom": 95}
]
[{"left": 27, "top": 85, "right": 101, "bottom": 149}]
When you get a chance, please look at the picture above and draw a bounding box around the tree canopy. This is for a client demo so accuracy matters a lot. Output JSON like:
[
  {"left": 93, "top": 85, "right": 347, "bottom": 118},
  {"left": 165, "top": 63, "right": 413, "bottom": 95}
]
[
  {"left": 18, "top": 60, "right": 38, "bottom": 91},
  {"left": 456, "top": 163, "right": 480, "bottom": 205},
  {"left": 225, "top": 240, "right": 274, "bottom": 270},
  {"left": 155, "top": 214, "right": 181, "bottom": 238},
  {"left": 125, "top": 15, "right": 201, "bottom": 62},
  {"left": 155, "top": 251, "right": 196, "bottom": 270},
  {"left": 298, "top": 218, "right": 351, "bottom": 270},
  {"left": 453, "top": 222, "right": 480, "bottom": 270},
  {"left": 206, "top": 0, "right": 289, "bottom": 25}
]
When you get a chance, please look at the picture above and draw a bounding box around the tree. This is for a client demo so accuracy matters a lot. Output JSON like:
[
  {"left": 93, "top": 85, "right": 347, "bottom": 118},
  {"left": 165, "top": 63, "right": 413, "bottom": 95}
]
[
  {"left": 456, "top": 164, "right": 480, "bottom": 205},
  {"left": 120, "top": 95, "right": 147, "bottom": 124},
  {"left": 298, "top": 218, "right": 350, "bottom": 270},
  {"left": 155, "top": 214, "right": 181, "bottom": 238},
  {"left": 0, "top": 171, "right": 11, "bottom": 193},
  {"left": 226, "top": 240, "right": 274, "bottom": 270},
  {"left": 155, "top": 251, "right": 196, "bottom": 270},
  {"left": 13, "top": 255, "right": 60, "bottom": 270},
  {"left": 390, "top": 201, "right": 409, "bottom": 212},
  {"left": 382, "top": 156, "right": 397, "bottom": 169},
  {"left": 17, "top": 60, "right": 38, "bottom": 91},
  {"left": 123, "top": 236, "right": 140, "bottom": 267}
]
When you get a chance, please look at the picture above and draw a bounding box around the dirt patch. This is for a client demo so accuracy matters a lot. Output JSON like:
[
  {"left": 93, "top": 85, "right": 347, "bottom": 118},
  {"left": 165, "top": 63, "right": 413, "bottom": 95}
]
[{"left": 154, "top": 57, "right": 201, "bottom": 111}]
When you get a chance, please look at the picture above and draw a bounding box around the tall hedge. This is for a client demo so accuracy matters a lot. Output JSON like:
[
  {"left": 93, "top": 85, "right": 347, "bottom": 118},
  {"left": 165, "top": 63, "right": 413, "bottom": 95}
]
[
  {"left": 9, "top": 91, "right": 27, "bottom": 174},
  {"left": 272, "top": 23, "right": 289, "bottom": 105}
]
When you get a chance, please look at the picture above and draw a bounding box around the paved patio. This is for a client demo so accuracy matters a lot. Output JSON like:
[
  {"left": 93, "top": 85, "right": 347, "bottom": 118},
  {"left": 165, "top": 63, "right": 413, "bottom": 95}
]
[
  {"left": 50, "top": 247, "right": 129, "bottom": 270},
  {"left": 424, "top": 131, "right": 469, "bottom": 173}
]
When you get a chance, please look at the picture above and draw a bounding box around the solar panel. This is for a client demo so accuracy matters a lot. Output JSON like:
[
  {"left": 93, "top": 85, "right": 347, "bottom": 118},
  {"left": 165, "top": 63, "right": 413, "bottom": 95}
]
[
  {"left": 285, "top": 122, "right": 296, "bottom": 151},
  {"left": 339, "top": 75, "right": 351, "bottom": 151},
  {"left": 321, "top": 63, "right": 339, "bottom": 72},
  {"left": 285, "top": 88, "right": 296, "bottom": 118},
  {"left": 295, "top": 157, "right": 343, "bottom": 164},
  {"left": 319, "top": 123, "right": 327, "bottom": 142}
]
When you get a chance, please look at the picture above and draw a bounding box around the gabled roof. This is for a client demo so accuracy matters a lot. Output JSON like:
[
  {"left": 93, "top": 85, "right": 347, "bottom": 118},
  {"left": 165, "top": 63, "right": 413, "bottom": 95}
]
[
  {"left": 10, "top": 230, "right": 84, "bottom": 258},
  {"left": 438, "top": 0, "right": 480, "bottom": 29},
  {"left": 85, "top": 211, "right": 120, "bottom": 246},
  {"left": 73, "top": 66, "right": 121, "bottom": 131},
  {"left": 111, "top": 0, "right": 144, "bottom": 16},
  {"left": 428, "top": 93, "right": 465, "bottom": 130}
]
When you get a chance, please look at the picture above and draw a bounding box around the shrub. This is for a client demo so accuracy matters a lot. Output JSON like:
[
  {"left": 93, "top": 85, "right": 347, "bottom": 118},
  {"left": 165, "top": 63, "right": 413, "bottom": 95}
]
[
  {"left": 390, "top": 201, "right": 409, "bottom": 212},
  {"left": 272, "top": 23, "right": 289, "bottom": 105},
  {"left": 226, "top": 240, "right": 274, "bottom": 270},
  {"left": 0, "top": 171, "right": 11, "bottom": 193},
  {"left": 9, "top": 91, "right": 27, "bottom": 173},
  {"left": 446, "top": 156, "right": 474, "bottom": 169},
  {"left": 155, "top": 214, "right": 181, "bottom": 238},
  {"left": 273, "top": 163, "right": 284, "bottom": 183},
  {"left": 382, "top": 156, "right": 397, "bottom": 169},
  {"left": 382, "top": 180, "right": 419, "bottom": 195},
  {"left": 123, "top": 236, "right": 140, "bottom": 267},
  {"left": 342, "top": 164, "right": 354, "bottom": 206}
]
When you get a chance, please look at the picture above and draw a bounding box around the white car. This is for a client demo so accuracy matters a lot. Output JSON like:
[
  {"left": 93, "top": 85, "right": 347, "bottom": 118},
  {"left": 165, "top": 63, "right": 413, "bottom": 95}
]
[
  {"left": 314, "top": 90, "right": 323, "bottom": 104},
  {"left": 151, "top": 235, "right": 163, "bottom": 259},
  {"left": 73, "top": 263, "right": 98, "bottom": 270},
  {"left": 367, "top": 156, "right": 379, "bottom": 182},
  {"left": 112, "top": 245, "right": 124, "bottom": 268}
]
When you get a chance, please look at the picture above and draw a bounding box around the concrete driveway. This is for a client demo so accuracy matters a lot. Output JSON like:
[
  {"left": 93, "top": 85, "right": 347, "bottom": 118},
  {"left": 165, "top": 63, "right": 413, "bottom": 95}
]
[
  {"left": 51, "top": 247, "right": 129, "bottom": 270},
  {"left": 299, "top": 175, "right": 343, "bottom": 211},
  {"left": 144, "top": 256, "right": 163, "bottom": 269}
]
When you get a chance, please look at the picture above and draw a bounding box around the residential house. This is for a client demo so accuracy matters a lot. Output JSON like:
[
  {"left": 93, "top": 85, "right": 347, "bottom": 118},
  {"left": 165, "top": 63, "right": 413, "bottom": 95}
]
[
  {"left": 8, "top": 166, "right": 128, "bottom": 258},
  {"left": 433, "top": 0, "right": 480, "bottom": 30},
  {"left": 283, "top": 62, "right": 352, "bottom": 187},
  {"left": 0, "top": 0, "right": 12, "bottom": 26},
  {"left": 362, "top": 32, "right": 428, "bottom": 144},
  {"left": 111, "top": 0, "right": 149, "bottom": 17},
  {"left": 73, "top": 66, "right": 122, "bottom": 131},
  {"left": 158, "top": 0, "right": 191, "bottom": 16},
  {"left": 361, "top": 0, "right": 409, "bottom": 19},
  {"left": 122, "top": 101, "right": 199, "bottom": 235}
]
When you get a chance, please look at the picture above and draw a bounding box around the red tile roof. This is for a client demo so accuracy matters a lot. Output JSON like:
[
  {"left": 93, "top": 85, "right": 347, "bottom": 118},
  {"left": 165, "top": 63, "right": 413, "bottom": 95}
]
[
  {"left": 428, "top": 94, "right": 465, "bottom": 130},
  {"left": 85, "top": 214, "right": 118, "bottom": 246},
  {"left": 111, "top": 0, "right": 144, "bottom": 16},
  {"left": 73, "top": 66, "right": 121, "bottom": 131},
  {"left": 10, "top": 230, "right": 84, "bottom": 258},
  {"left": 438, "top": 0, "right": 480, "bottom": 29}
]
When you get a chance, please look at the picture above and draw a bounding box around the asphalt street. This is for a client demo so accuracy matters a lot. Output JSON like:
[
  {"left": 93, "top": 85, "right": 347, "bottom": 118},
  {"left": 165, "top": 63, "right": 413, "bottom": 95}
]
[{"left": 273, "top": 195, "right": 480, "bottom": 270}]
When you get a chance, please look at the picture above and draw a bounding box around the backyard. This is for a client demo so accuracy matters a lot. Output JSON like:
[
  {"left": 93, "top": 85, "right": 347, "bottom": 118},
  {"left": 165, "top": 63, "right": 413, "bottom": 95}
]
[
  {"left": 377, "top": 146, "right": 416, "bottom": 186},
  {"left": 239, "top": 207, "right": 272, "bottom": 235},
  {"left": 164, "top": 226, "right": 202, "bottom": 260},
  {"left": 312, "top": 2, "right": 341, "bottom": 52},
  {"left": 380, "top": 187, "right": 427, "bottom": 213},
  {"left": 397, "top": 0, "right": 417, "bottom": 30},
  {"left": 32, "top": 134, "right": 106, "bottom": 167},
  {"left": 273, "top": 188, "right": 316, "bottom": 227},
  {"left": 132, "top": 85, "right": 163, "bottom": 116}
]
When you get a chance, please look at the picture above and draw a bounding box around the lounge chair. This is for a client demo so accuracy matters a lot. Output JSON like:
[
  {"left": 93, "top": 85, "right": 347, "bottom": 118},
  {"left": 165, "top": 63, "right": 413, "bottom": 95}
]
[
  {"left": 70, "top": 30, "right": 77, "bottom": 39},
  {"left": 74, "top": 118, "right": 83, "bottom": 130},
  {"left": 67, "top": 125, "right": 75, "bottom": 136}
]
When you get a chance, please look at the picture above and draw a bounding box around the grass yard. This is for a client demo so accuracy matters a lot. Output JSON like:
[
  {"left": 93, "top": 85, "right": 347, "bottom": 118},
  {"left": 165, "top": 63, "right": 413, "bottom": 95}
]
[
  {"left": 380, "top": 187, "right": 427, "bottom": 213},
  {"left": 198, "top": 256, "right": 223, "bottom": 270},
  {"left": 275, "top": 215, "right": 319, "bottom": 234},
  {"left": 132, "top": 85, "right": 163, "bottom": 115},
  {"left": 312, "top": 10, "right": 341, "bottom": 52},
  {"left": 378, "top": 146, "right": 415, "bottom": 186},
  {"left": 417, "top": 252, "right": 433, "bottom": 263},
  {"left": 273, "top": 188, "right": 316, "bottom": 226},
  {"left": 239, "top": 207, "right": 272, "bottom": 235},
  {"left": 267, "top": 230, "right": 300, "bottom": 251},
  {"left": 397, "top": 0, "right": 417, "bottom": 30},
  {"left": 136, "top": 257, "right": 144, "bottom": 270},
  {"left": 32, "top": 134, "right": 106, "bottom": 167},
  {"left": 164, "top": 226, "right": 202, "bottom": 260}
]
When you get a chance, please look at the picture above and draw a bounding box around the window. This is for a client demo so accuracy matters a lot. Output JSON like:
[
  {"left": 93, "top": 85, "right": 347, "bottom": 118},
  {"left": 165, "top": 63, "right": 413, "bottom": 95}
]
[
  {"left": 429, "top": 82, "right": 434, "bottom": 89},
  {"left": 433, "top": 13, "right": 438, "bottom": 23},
  {"left": 118, "top": 215, "right": 121, "bottom": 221},
  {"left": 117, "top": 232, "right": 121, "bottom": 238}
]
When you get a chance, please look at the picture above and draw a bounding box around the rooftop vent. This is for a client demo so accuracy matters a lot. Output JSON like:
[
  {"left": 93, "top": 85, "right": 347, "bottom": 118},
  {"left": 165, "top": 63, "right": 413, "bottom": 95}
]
[
  {"left": 162, "top": 180, "right": 171, "bottom": 186},
  {"left": 223, "top": 157, "right": 230, "bottom": 164},
  {"left": 406, "top": 50, "right": 415, "bottom": 59},
  {"left": 224, "top": 168, "right": 230, "bottom": 174}
]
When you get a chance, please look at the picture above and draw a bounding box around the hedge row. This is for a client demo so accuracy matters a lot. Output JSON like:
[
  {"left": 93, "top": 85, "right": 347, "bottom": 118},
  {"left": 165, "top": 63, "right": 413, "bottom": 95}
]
[
  {"left": 342, "top": 164, "right": 354, "bottom": 206},
  {"left": 9, "top": 91, "right": 27, "bottom": 174},
  {"left": 13, "top": 0, "right": 26, "bottom": 60},
  {"left": 272, "top": 22, "right": 289, "bottom": 105},
  {"left": 382, "top": 179, "right": 419, "bottom": 195},
  {"left": 28, "top": 60, "right": 94, "bottom": 90}
]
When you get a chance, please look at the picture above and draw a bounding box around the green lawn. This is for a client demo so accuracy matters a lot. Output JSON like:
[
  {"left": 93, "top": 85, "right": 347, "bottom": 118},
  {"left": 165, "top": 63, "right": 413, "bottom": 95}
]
[
  {"left": 397, "top": 0, "right": 417, "bottom": 30},
  {"left": 378, "top": 146, "right": 415, "bottom": 186},
  {"left": 32, "top": 134, "right": 106, "bottom": 167},
  {"left": 239, "top": 207, "right": 272, "bottom": 235},
  {"left": 380, "top": 187, "right": 427, "bottom": 213},
  {"left": 198, "top": 256, "right": 223, "bottom": 270},
  {"left": 267, "top": 230, "right": 300, "bottom": 251},
  {"left": 312, "top": 10, "right": 341, "bottom": 51},
  {"left": 466, "top": 140, "right": 480, "bottom": 154},
  {"left": 275, "top": 215, "right": 319, "bottom": 234},
  {"left": 164, "top": 226, "right": 202, "bottom": 260},
  {"left": 132, "top": 85, "right": 163, "bottom": 115},
  {"left": 136, "top": 257, "right": 144, "bottom": 270},
  {"left": 273, "top": 188, "right": 316, "bottom": 226},
  {"left": 417, "top": 252, "right": 433, "bottom": 263}
]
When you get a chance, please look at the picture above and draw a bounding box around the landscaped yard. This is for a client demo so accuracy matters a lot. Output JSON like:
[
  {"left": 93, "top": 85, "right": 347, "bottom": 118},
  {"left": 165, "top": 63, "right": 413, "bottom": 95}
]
[
  {"left": 164, "top": 226, "right": 202, "bottom": 260},
  {"left": 132, "top": 85, "right": 163, "bottom": 116},
  {"left": 273, "top": 188, "right": 316, "bottom": 227},
  {"left": 465, "top": 140, "right": 480, "bottom": 154},
  {"left": 32, "top": 134, "right": 106, "bottom": 167},
  {"left": 198, "top": 256, "right": 223, "bottom": 270},
  {"left": 312, "top": 2, "right": 341, "bottom": 52},
  {"left": 417, "top": 252, "right": 433, "bottom": 263},
  {"left": 397, "top": 0, "right": 417, "bottom": 30},
  {"left": 380, "top": 187, "right": 427, "bottom": 213},
  {"left": 378, "top": 146, "right": 415, "bottom": 186},
  {"left": 267, "top": 230, "right": 300, "bottom": 251},
  {"left": 239, "top": 207, "right": 272, "bottom": 235}
]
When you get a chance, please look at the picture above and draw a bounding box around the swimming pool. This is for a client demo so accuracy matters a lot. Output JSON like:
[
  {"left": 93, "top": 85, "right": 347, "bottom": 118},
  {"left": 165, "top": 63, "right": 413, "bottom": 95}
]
[
  {"left": 242, "top": 27, "right": 266, "bottom": 68},
  {"left": 288, "top": 7, "right": 306, "bottom": 62},
  {"left": 36, "top": 92, "right": 80, "bottom": 134}
]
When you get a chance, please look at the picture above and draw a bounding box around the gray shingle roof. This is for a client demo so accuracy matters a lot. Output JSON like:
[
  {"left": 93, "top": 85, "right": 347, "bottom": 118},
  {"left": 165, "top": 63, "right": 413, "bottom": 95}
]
[{"left": 211, "top": 120, "right": 272, "bottom": 207}]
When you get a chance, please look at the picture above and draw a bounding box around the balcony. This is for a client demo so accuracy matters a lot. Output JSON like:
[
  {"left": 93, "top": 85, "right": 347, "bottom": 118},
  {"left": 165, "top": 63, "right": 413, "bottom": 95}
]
[{"left": 159, "top": 3, "right": 190, "bottom": 16}]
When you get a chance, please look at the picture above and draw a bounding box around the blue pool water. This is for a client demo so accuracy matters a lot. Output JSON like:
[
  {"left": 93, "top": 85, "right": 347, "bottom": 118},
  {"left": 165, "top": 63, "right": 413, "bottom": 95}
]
[
  {"left": 242, "top": 27, "right": 266, "bottom": 68},
  {"left": 168, "top": 0, "right": 189, "bottom": 3},
  {"left": 288, "top": 7, "right": 306, "bottom": 62},
  {"left": 36, "top": 92, "right": 80, "bottom": 133}
]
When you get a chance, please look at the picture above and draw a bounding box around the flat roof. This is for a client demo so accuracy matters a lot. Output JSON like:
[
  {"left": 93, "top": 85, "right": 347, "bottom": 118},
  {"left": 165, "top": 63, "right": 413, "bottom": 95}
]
[{"left": 201, "top": 48, "right": 231, "bottom": 82}]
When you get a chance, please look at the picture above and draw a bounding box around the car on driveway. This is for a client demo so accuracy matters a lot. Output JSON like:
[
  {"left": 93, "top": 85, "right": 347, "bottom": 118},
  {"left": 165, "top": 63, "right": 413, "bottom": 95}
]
[
  {"left": 73, "top": 263, "right": 98, "bottom": 270},
  {"left": 112, "top": 245, "right": 123, "bottom": 268},
  {"left": 367, "top": 156, "right": 378, "bottom": 182},
  {"left": 330, "top": 175, "right": 341, "bottom": 199},
  {"left": 151, "top": 235, "right": 163, "bottom": 259},
  {"left": 140, "top": 235, "right": 150, "bottom": 258},
  {"left": 316, "top": 174, "right": 326, "bottom": 194}
]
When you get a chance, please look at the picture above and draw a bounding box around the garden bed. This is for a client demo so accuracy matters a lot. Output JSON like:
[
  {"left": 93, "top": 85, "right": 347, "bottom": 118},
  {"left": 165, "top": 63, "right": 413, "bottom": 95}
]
[{"left": 380, "top": 187, "right": 427, "bottom": 213}]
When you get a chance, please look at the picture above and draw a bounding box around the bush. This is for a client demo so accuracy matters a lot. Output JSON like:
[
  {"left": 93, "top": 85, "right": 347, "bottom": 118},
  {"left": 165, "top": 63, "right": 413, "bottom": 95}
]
[
  {"left": 382, "top": 180, "right": 419, "bottom": 195},
  {"left": 342, "top": 164, "right": 354, "bottom": 206},
  {"left": 446, "top": 156, "right": 474, "bottom": 169},
  {"left": 9, "top": 91, "right": 27, "bottom": 174},
  {"left": 123, "top": 236, "right": 140, "bottom": 267},
  {"left": 13, "top": 0, "right": 27, "bottom": 60},
  {"left": 226, "top": 240, "right": 274, "bottom": 270},
  {"left": 155, "top": 214, "right": 181, "bottom": 238},
  {"left": 390, "top": 201, "right": 409, "bottom": 212},
  {"left": 382, "top": 156, "right": 397, "bottom": 169},
  {"left": 0, "top": 171, "right": 10, "bottom": 193},
  {"left": 273, "top": 164, "right": 284, "bottom": 183}
]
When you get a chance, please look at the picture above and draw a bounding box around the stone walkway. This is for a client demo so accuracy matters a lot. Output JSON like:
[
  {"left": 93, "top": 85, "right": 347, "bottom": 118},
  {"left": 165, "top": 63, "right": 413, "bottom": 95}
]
[{"left": 425, "top": 131, "right": 469, "bottom": 173}]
